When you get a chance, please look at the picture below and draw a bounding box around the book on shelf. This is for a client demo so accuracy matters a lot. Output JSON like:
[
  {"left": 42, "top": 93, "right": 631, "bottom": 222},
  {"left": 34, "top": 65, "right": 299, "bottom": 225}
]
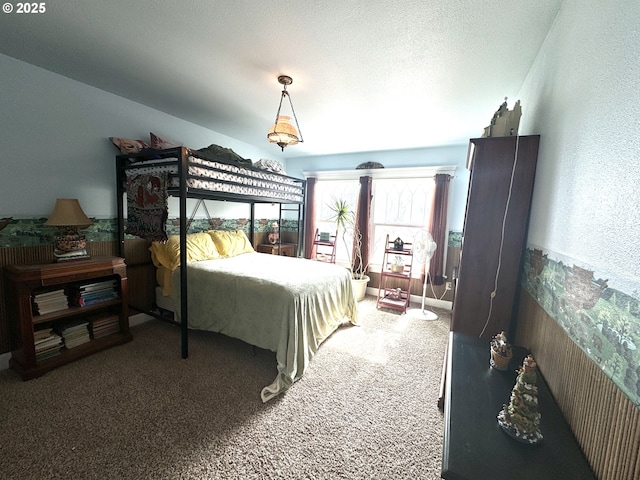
[
  {"left": 70, "top": 292, "right": 119, "bottom": 307},
  {"left": 72, "top": 279, "right": 117, "bottom": 293},
  {"left": 53, "top": 248, "right": 90, "bottom": 261},
  {"left": 54, "top": 320, "right": 91, "bottom": 349},
  {"left": 35, "top": 296, "right": 68, "bottom": 306},
  {"left": 35, "top": 335, "right": 64, "bottom": 349},
  {"left": 32, "top": 289, "right": 69, "bottom": 315},
  {"left": 91, "top": 314, "right": 120, "bottom": 338},
  {"left": 36, "top": 348, "right": 63, "bottom": 362},
  {"left": 33, "top": 289, "right": 66, "bottom": 300},
  {"left": 34, "top": 328, "right": 55, "bottom": 342},
  {"left": 33, "top": 330, "right": 63, "bottom": 360},
  {"left": 34, "top": 304, "right": 70, "bottom": 315},
  {"left": 64, "top": 335, "right": 91, "bottom": 349},
  {"left": 67, "top": 279, "right": 119, "bottom": 307},
  {"left": 73, "top": 289, "right": 118, "bottom": 301}
]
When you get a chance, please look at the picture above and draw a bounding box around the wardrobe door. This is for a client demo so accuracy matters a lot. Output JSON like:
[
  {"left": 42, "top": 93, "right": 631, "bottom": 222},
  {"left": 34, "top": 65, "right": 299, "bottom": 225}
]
[{"left": 451, "top": 135, "right": 539, "bottom": 339}]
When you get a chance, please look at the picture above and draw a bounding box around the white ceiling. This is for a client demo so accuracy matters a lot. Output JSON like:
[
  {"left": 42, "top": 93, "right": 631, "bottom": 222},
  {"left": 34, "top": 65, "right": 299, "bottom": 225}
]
[{"left": 0, "top": 0, "right": 563, "bottom": 157}]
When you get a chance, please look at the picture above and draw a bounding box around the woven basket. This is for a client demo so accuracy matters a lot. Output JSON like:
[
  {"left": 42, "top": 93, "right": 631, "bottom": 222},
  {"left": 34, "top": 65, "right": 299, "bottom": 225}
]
[{"left": 490, "top": 348, "right": 512, "bottom": 371}]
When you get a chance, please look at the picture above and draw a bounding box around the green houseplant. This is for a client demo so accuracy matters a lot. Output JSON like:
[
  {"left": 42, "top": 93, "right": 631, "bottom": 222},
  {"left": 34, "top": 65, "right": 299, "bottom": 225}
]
[{"left": 328, "top": 199, "right": 370, "bottom": 300}]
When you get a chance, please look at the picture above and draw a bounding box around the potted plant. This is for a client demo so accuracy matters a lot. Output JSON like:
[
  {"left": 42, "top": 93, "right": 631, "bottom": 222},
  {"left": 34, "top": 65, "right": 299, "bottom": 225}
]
[{"left": 328, "top": 199, "right": 370, "bottom": 301}]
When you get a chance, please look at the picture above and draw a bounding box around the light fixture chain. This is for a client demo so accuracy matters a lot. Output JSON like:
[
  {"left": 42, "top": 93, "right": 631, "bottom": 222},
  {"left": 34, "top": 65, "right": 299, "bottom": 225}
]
[
  {"left": 273, "top": 90, "right": 286, "bottom": 123},
  {"left": 286, "top": 90, "right": 304, "bottom": 142}
]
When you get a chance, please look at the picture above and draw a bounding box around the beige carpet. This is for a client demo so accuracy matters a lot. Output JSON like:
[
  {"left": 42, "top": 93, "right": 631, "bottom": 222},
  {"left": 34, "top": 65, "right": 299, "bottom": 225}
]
[{"left": 0, "top": 297, "right": 450, "bottom": 480}]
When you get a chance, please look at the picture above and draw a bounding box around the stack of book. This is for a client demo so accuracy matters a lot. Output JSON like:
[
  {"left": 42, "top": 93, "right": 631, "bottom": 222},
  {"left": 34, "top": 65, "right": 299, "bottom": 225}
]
[
  {"left": 68, "top": 279, "right": 119, "bottom": 307},
  {"left": 91, "top": 314, "right": 120, "bottom": 339},
  {"left": 34, "top": 329, "right": 63, "bottom": 361},
  {"left": 54, "top": 248, "right": 90, "bottom": 262},
  {"left": 55, "top": 321, "right": 91, "bottom": 349},
  {"left": 32, "top": 289, "right": 69, "bottom": 315}
]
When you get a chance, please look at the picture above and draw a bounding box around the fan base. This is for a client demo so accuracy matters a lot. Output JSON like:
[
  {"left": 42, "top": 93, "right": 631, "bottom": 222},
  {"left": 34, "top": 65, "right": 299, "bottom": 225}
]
[{"left": 406, "top": 308, "right": 438, "bottom": 321}]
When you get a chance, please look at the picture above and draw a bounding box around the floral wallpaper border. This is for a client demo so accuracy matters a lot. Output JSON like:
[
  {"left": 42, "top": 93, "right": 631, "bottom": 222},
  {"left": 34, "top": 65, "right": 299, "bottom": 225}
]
[
  {"left": 0, "top": 217, "right": 301, "bottom": 248},
  {"left": 522, "top": 247, "right": 640, "bottom": 407}
]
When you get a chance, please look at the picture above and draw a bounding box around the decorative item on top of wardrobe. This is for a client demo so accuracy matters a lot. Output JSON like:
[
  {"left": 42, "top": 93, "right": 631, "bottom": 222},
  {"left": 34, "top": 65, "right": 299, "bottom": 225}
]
[
  {"left": 267, "top": 75, "right": 304, "bottom": 151},
  {"left": 482, "top": 97, "right": 522, "bottom": 138}
]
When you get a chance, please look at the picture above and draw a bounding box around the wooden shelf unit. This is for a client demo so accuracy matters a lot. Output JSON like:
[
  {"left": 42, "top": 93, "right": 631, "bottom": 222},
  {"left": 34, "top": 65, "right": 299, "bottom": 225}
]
[
  {"left": 311, "top": 229, "right": 337, "bottom": 263},
  {"left": 4, "top": 256, "right": 131, "bottom": 380},
  {"left": 376, "top": 236, "right": 414, "bottom": 313}
]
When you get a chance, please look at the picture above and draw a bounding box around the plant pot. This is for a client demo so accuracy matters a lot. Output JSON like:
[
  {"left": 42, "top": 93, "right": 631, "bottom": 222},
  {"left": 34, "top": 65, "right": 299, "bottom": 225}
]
[
  {"left": 490, "top": 348, "right": 513, "bottom": 371},
  {"left": 351, "top": 275, "right": 370, "bottom": 302}
]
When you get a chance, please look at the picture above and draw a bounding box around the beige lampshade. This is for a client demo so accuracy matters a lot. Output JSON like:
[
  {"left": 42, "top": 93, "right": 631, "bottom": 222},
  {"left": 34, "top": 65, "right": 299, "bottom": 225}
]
[
  {"left": 44, "top": 198, "right": 93, "bottom": 227},
  {"left": 267, "top": 116, "right": 301, "bottom": 149}
]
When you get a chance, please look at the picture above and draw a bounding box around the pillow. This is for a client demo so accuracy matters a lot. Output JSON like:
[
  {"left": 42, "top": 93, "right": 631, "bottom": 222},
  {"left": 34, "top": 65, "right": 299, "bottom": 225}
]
[
  {"left": 149, "top": 232, "right": 220, "bottom": 271},
  {"left": 150, "top": 132, "right": 182, "bottom": 150},
  {"left": 254, "top": 158, "right": 286, "bottom": 175},
  {"left": 110, "top": 137, "right": 150, "bottom": 154},
  {"left": 198, "top": 144, "right": 252, "bottom": 166},
  {"left": 208, "top": 230, "right": 255, "bottom": 257}
]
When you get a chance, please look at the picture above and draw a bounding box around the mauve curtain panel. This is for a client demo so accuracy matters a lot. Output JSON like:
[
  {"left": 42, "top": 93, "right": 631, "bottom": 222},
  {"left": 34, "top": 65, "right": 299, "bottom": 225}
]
[
  {"left": 429, "top": 173, "right": 451, "bottom": 285},
  {"left": 303, "top": 177, "right": 317, "bottom": 258}
]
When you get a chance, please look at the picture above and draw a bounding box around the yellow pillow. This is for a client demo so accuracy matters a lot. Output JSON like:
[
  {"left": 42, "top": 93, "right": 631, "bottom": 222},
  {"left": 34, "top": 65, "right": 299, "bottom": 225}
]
[
  {"left": 149, "top": 232, "right": 220, "bottom": 271},
  {"left": 208, "top": 229, "right": 255, "bottom": 257}
]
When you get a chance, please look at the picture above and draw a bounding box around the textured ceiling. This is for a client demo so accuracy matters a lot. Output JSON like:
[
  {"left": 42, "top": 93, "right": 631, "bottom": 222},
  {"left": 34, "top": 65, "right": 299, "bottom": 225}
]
[{"left": 0, "top": 0, "right": 563, "bottom": 157}]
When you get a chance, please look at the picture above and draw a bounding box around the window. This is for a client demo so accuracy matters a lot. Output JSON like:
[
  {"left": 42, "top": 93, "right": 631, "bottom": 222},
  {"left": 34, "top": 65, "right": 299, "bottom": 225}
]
[
  {"left": 370, "top": 177, "right": 434, "bottom": 274},
  {"left": 307, "top": 165, "right": 454, "bottom": 273},
  {"left": 314, "top": 180, "right": 359, "bottom": 265}
]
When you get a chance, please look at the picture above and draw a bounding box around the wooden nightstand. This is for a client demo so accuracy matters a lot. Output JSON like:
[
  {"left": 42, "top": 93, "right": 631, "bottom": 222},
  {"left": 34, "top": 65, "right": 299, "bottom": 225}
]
[
  {"left": 257, "top": 243, "right": 296, "bottom": 256},
  {"left": 4, "top": 256, "right": 132, "bottom": 380}
]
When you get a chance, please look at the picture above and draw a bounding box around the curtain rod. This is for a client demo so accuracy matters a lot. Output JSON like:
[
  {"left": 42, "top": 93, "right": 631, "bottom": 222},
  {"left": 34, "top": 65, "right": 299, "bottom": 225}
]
[{"left": 303, "top": 165, "right": 456, "bottom": 180}]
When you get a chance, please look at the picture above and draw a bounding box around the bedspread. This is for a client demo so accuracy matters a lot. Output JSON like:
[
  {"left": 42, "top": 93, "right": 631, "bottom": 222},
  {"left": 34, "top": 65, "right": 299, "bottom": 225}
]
[{"left": 171, "top": 252, "right": 358, "bottom": 401}]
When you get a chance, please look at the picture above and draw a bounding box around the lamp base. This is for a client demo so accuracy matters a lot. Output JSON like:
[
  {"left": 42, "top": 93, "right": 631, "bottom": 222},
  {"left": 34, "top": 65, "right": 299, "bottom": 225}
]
[
  {"left": 53, "top": 234, "right": 90, "bottom": 261},
  {"left": 55, "top": 234, "right": 87, "bottom": 252}
]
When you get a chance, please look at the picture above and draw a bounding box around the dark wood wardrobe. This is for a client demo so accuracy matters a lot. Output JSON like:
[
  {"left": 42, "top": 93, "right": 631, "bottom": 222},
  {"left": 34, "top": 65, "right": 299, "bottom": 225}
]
[{"left": 451, "top": 135, "right": 539, "bottom": 339}]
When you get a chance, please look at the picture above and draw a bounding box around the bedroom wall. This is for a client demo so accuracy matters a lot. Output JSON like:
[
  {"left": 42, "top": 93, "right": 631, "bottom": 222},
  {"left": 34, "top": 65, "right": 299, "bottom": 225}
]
[
  {"left": 514, "top": 1, "right": 639, "bottom": 477},
  {"left": 516, "top": 0, "right": 640, "bottom": 405},
  {"left": 286, "top": 145, "right": 470, "bottom": 233},
  {"left": 0, "top": 52, "right": 282, "bottom": 219}
]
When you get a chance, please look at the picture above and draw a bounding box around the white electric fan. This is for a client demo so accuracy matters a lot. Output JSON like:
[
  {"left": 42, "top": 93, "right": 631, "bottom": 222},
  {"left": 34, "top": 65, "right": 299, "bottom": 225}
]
[{"left": 407, "top": 230, "right": 438, "bottom": 320}]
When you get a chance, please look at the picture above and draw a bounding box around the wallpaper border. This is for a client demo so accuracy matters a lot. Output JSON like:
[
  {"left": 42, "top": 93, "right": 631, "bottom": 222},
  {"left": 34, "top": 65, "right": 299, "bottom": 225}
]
[{"left": 522, "top": 247, "right": 640, "bottom": 407}]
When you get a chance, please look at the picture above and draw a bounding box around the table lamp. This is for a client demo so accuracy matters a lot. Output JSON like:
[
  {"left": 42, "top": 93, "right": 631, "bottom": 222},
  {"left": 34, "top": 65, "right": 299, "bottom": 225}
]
[{"left": 44, "top": 198, "right": 93, "bottom": 260}]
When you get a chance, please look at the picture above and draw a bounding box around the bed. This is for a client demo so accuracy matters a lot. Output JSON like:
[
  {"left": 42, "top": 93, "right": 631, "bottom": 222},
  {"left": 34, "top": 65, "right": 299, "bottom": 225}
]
[
  {"left": 116, "top": 146, "right": 357, "bottom": 401},
  {"left": 150, "top": 230, "right": 357, "bottom": 401}
]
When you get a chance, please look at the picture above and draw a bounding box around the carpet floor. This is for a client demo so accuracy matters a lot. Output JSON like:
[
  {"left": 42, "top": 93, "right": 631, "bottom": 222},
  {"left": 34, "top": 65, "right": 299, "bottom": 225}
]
[{"left": 0, "top": 296, "right": 450, "bottom": 480}]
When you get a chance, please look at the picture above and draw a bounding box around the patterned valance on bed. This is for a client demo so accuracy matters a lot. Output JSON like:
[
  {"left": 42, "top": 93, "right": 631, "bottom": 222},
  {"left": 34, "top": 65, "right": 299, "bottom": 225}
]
[
  {"left": 125, "top": 172, "right": 169, "bottom": 242},
  {"left": 175, "top": 156, "right": 303, "bottom": 202},
  {"left": 123, "top": 153, "right": 304, "bottom": 203}
]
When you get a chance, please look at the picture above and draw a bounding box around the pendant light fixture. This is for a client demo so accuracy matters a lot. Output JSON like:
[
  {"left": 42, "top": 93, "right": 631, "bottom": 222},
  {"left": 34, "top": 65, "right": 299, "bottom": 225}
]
[{"left": 267, "top": 75, "right": 303, "bottom": 151}]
